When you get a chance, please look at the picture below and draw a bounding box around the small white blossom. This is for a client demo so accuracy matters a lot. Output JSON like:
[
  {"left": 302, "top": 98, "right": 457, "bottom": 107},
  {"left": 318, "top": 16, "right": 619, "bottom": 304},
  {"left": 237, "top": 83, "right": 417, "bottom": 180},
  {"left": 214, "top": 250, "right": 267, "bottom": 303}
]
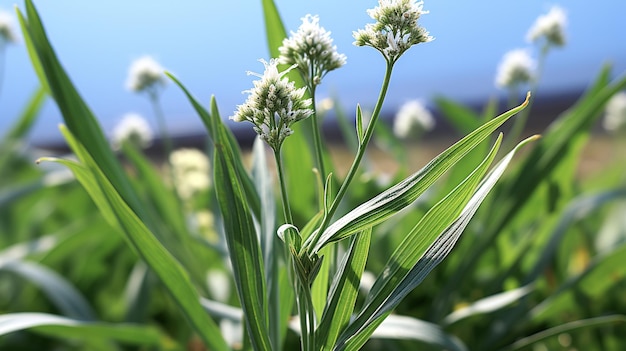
[
  {"left": 125, "top": 55, "right": 167, "bottom": 93},
  {"left": 353, "top": 0, "right": 433, "bottom": 63},
  {"left": 495, "top": 49, "right": 536, "bottom": 89},
  {"left": 393, "top": 99, "right": 435, "bottom": 139},
  {"left": 526, "top": 6, "right": 567, "bottom": 48},
  {"left": 231, "top": 59, "right": 313, "bottom": 150},
  {"left": 170, "top": 148, "right": 211, "bottom": 200},
  {"left": 603, "top": 91, "right": 626, "bottom": 133},
  {"left": 279, "top": 14, "right": 346, "bottom": 88},
  {"left": 111, "top": 113, "right": 153, "bottom": 150},
  {"left": 0, "top": 10, "right": 18, "bottom": 45}
]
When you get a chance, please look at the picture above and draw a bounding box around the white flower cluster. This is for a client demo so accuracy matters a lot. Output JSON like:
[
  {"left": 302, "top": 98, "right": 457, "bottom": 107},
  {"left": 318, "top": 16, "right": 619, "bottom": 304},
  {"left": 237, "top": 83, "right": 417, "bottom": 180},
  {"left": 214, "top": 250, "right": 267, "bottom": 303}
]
[
  {"left": 231, "top": 59, "right": 313, "bottom": 150},
  {"left": 603, "top": 91, "right": 626, "bottom": 133},
  {"left": 111, "top": 113, "right": 153, "bottom": 150},
  {"left": 126, "top": 55, "right": 166, "bottom": 93},
  {"left": 495, "top": 49, "right": 536, "bottom": 89},
  {"left": 170, "top": 148, "right": 211, "bottom": 200},
  {"left": 353, "top": 0, "right": 433, "bottom": 63},
  {"left": 527, "top": 6, "right": 567, "bottom": 48},
  {"left": 0, "top": 10, "right": 17, "bottom": 45},
  {"left": 393, "top": 99, "right": 435, "bottom": 140},
  {"left": 279, "top": 14, "right": 346, "bottom": 87}
]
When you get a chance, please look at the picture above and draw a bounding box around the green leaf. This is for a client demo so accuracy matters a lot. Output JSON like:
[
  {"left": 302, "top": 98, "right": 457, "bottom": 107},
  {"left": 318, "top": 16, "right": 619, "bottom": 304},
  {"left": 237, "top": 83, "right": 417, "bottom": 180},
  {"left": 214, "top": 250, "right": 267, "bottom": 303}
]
[
  {"left": 42, "top": 125, "right": 229, "bottom": 351},
  {"left": 312, "top": 94, "right": 531, "bottom": 253},
  {"left": 0, "top": 260, "right": 96, "bottom": 321},
  {"left": 442, "top": 285, "right": 534, "bottom": 326},
  {"left": 334, "top": 135, "right": 537, "bottom": 351},
  {"left": 260, "top": 0, "right": 287, "bottom": 59},
  {"left": 167, "top": 72, "right": 262, "bottom": 220},
  {"left": 370, "top": 315, "right": 468, "bottom": 351},
  {"left": 316, "top": 230, "right": 371, "bottom": 350},
  {"left": 18, "top": 0, "right": 141, "bottom": 215},
  {"left": 214, "top": 122, "right": 271, "bottom": 350},
  {"left": 501, "top": 315, "right": 626, "bottom": 351},
  {"left": 0, "top": 313, "right": 169, "bottom": 348},
  {"left": 3, "top": 85, "right": 46, "bottom": 141}
]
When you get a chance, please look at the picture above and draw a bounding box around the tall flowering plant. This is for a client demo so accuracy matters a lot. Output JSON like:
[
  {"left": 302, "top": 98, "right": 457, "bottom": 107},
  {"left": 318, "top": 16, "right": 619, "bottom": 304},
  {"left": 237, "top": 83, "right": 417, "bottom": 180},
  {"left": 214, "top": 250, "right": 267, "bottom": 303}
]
[{"left": 17, "top": 0, "right": 599, "bottom": 350}]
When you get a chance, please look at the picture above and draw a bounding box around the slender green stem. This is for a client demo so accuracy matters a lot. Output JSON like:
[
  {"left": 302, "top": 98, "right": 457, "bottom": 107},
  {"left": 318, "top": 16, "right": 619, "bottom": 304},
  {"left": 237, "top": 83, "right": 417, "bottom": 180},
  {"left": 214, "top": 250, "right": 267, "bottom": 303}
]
[
  {"left": 309, "top": 86, "right": 327, "bottom": 185},
  {"left": 148, "top": 89, "right": 173, "bottom": 158},
  {"left": 274, "top": 148, "right": 294, "bottom": 225},
  {"left": 305, "top": 61, "right": 395, "bottom": 252},
  {"left": 275, "top": 148, "right": 318, "bottom": 350}
]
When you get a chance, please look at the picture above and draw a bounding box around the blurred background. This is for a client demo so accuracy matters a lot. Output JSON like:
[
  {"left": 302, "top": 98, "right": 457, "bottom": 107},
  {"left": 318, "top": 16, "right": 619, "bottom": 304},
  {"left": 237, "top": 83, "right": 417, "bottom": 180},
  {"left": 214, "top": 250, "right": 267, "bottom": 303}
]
[{"left": 1, "top": 0, "right": 625, "bottom": 145}]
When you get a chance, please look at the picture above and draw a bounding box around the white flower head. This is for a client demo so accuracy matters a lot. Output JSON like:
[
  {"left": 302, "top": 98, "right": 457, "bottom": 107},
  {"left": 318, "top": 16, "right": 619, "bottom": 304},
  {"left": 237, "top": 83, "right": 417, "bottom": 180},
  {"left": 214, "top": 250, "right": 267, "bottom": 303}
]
[
  {"left": 126, "top": 55, "right": 167, "bottom": 93},
  {"left": 111, "top": 113, "right": 153, "bottom": 150},
  {"left": 0, "top": 10, "right": 18, "bottom": 45},
  {"left": 353, "top": 0, "right": 433, "bottom": 63},
  {"left": 231, "top": 59, "right": 313, "bottom": 150},
  {"left": 170, "top": 148, "right": 212, "bottom": 200},
  {"left": 495, "top": 49, "right": 536, "bottom": 89},
  {"left": 393, "top": 99, "right": 435, "bottom": 139},
  {"left": 279, "top": 14, "right": 346, "bottom": 88},
  {"left": 526, "top": 6, "right": 567, "bottom": 48},
  {"left": 603, "top": 91, "right": 626, "bottom": 133}
]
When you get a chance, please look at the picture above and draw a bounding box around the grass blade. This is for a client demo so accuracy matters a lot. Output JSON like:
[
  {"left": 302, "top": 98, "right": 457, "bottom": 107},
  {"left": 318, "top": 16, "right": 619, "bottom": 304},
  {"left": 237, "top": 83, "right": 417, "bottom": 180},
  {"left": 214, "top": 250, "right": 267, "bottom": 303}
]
[
  {"left": 312, "top": 93, "right": 530, "bottom": 253},
  {"left": 0, "top": 312, "right": 169, "bottom": 348},
  {"left": 40, "top": 125, "right": 229, "bottom": 351},
  {"left": 214, "top": 122, "right": 271, "bottom": 350},
  {"left": 0, "top": 260, "right": 96, "bottom": 321}
]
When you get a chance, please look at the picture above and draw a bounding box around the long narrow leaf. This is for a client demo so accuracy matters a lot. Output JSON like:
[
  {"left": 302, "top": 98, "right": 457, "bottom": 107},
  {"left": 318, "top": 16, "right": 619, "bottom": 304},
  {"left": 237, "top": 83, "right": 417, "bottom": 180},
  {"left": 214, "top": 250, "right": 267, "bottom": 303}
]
[
  {"left": 316, "top": 230, "right": 371, "bottom": 350},
  {"left": 214, "top": 123, "right": 271, "bottom": 350},
  {"left": 0, "top": 260, "right": 96, "bottom": 321},
  {"left": 0, "top": 313, "right": 167, "bottom": 348},
  {"left": 41, "top": 125, "right": 229, "bottom": 351},
  {"left": 335, "top": 135, "right": 538, "bottom": 351},
  {"left": 312, "top": 93, "right": 530, "bottom": 253},
  {"left": 17, "top": 0, "right": 141, "bottom": 214}
]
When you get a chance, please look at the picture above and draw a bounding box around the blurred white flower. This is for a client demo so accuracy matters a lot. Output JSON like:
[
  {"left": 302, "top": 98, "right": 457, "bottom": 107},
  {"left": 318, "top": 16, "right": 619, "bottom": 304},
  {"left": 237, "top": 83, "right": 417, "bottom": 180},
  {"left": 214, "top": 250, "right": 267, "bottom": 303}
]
[
  {"left": 0, "top": 10, "right": 18, "bottom": 45},
  {"left": 125, "top": 55, "right": 166, "bottom": 93},
  {"left": 279, "top": 14, "right": 346, "bottom": 87},
  {"left": 603, "top": 91, "right": 626, "bottom": 132},
  {"left": 526, "top": 6, "right": 567, "bottom": 48},
  {"left": 111, "top": 113, "right": 153, "bottom": 150},
  {"left": 170, "top": 148, "right": 211, "bottom": 200},
  {"left": 353, "top": 0, "right": 433, "bottom": 63},
  {"left": 495, "top": 49, "right": 536, "bottom": 89},
  {"left": 231, "top": 59, "right": 313, "bottom": 150},
  {"left": 393, "top": 99, "right": 435, "bottom": 139}
]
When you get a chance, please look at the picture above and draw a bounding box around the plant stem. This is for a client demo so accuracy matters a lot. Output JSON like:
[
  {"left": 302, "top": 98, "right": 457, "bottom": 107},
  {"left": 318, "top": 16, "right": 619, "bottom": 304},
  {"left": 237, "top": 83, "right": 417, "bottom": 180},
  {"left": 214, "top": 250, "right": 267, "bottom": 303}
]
[
  {"left": 274, "top": 148, "right": 294, "bottom": 225},
  {"left": 309, "top": 86, "right": 327, "bottom": 182},
  {"left": 148, "top": 90, "right": 173, "bottom": 158},
  {"left": 306, "top": 61, "right": 394, "bottom": 252}
]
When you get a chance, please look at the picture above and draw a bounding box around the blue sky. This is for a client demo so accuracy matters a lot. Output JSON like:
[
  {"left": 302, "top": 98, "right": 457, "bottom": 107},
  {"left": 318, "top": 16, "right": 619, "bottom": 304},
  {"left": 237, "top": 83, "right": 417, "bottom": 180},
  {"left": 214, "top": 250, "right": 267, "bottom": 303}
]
[{"left": 1, "top": 0, "right": 625, "bottom": 143}]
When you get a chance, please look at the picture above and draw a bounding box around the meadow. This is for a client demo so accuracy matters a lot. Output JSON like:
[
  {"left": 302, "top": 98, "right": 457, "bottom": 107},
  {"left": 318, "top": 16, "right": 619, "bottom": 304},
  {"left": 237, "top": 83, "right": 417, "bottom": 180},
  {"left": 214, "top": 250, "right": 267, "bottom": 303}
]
[{"left": 1, "top": 1, "right": 626, "bottom": 350}]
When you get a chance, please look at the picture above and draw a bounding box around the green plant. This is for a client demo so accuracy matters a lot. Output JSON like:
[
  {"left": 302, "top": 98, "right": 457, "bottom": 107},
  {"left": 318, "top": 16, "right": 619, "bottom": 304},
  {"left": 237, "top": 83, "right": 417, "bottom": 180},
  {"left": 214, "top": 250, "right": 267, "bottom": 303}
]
[{"left": 2, "top": 1, "right": 625, "bottom": 350}]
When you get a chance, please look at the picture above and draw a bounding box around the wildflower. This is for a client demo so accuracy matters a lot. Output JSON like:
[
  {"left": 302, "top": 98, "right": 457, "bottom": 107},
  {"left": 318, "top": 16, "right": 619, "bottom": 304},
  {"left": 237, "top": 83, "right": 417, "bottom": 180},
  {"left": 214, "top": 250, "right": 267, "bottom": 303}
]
[
  {"left": 603, "top": 91, "right": 626, "bottom": 133},
  {"left": 111, "top": 113, "right": 153, "bottom": 150},
  {"left": 125, "top": 55, "right": 167, "bottom": 93},
  {"left": 0, "top": 10, "right": 17, "bottom": 45},
  {"left": 393, "top": 99, "right": 435, "bottom": 139},
  {"left": 169, "top": 148, "right": 211, "bottom": 200},
  {"left": 279, "top": 14, "right": 346, "bottom": 88},
  {"left": 231, "top": 59, "right": 313, "bottom": 150},
  {"left": 526, "top": 6, "right": 567, "bottom": 48},
  {"left": 353, "top": 0, "right": 433, "bottom": 63},
  {"left": 495, "top": 49, "right": 536, "bottom": 89}
]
